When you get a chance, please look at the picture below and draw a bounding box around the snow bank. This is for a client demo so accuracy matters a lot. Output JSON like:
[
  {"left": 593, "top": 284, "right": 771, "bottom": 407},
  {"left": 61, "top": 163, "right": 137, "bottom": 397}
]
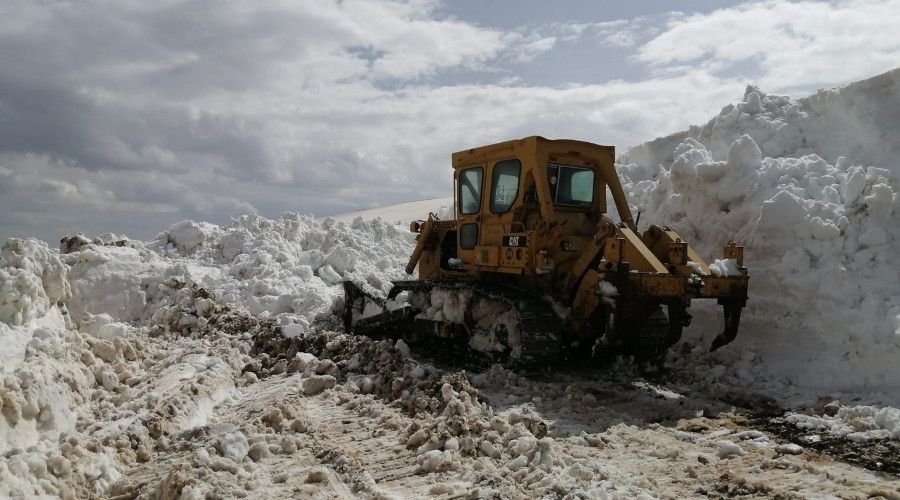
[
  {"left": 0, "top": 239, "right": 96, "bottom": 481},
  {"left": 39, "top": 213, "right": 413, "bottom": 337},
  {"left": 0, "top": 238, "right": 74, "bottom": 373},
  {"left": 146, "top": 213, "right": 413, "bottom": 332},
  {"left": 618, "top": 68, "right": 900, "bottom": 393}
]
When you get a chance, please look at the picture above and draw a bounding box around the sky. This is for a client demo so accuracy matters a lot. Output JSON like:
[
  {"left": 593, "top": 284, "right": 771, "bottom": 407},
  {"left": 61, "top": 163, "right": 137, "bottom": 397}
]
[{"left": 1, "top": 0, "right": 899, "bottom": 243}]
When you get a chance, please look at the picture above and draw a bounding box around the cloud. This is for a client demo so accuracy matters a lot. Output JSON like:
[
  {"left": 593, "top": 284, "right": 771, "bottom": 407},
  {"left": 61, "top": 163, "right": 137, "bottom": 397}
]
[
  {"left": 589, "top": 18, "right": 665, "bottom": 49},
  {"left": 0, "top": 0, "right": 517, "bottom": 241},
  {"left": 637, "top": 0, "right": 900, "bottom": 89},
  {"left": 0, "top": 0, "right": 897, "bottom": 243},
  {"left": 507, "top": 36, "right": 557, "bottom": 62}
]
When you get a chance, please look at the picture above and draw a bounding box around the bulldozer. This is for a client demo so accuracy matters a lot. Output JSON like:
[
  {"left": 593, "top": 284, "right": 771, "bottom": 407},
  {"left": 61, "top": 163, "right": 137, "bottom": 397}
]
[{"left": 343, "top": 136, "right": 748, "bottom": 366}]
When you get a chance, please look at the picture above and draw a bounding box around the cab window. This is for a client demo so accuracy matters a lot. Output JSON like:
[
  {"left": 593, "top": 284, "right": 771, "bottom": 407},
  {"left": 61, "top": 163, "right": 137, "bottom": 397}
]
[
  {"left": 458, "top": 167, "right": 483, "bottom": 215},
  {"left": 489, "top": 159, "right": 521, "bottom": 213},
  {"left": 547, "top": 164, "right": 594, "bottom": 207}
]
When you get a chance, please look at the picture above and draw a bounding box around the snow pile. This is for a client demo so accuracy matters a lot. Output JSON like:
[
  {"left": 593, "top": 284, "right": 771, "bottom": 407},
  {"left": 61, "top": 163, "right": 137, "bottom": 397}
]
[
  {"left": 65, "top": 242, "right": 170, "bottom": 325},
  {"left": 146, "top": 213, "right": 413, "bottom": 334},
  {"left": 617, "top": 68, "right": 900, "bottom": 394},
  {"left": 54, "top": 212, "right": 414, "bottom": 341}
]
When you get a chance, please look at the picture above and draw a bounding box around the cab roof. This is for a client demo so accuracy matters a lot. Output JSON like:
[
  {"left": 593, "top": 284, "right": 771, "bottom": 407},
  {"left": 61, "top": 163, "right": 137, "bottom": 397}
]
[{"left": 451, "top": 136, "right": 614, "bottom": 169}]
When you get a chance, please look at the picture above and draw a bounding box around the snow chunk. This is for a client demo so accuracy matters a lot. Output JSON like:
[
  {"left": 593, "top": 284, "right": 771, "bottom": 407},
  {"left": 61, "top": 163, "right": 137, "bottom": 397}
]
[
  {"left": 302, "top": 374, "right": 336, "bottom": 395},
  {"left": 505, "top": 455, "right": 529, "bottom": 471},
  {"left": 726, "top": 134, "right": 762, "bottom": 171},
  {"left": 709, "top": 258, "right": 740, "bottom": 277},
  {"left": 775, "top": 443, "right": 803, "bottom": 455},
  {"left": 166, "top": 220, "right": 217, "bottom": 252},
  {"left": 215, "top": 432, "right": 249, "bottom": 462},
  {"left": 716, "top": 440, "right": 745, "bottom": 459},
  {"left": 418, "top": 449, "right": 456, "bottom": 473}
]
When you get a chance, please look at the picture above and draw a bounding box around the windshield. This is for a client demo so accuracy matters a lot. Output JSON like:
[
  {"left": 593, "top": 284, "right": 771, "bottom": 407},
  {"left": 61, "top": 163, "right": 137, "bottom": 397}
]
[{"left": 547, "top": 164, "right": 594, "bottom": 207}]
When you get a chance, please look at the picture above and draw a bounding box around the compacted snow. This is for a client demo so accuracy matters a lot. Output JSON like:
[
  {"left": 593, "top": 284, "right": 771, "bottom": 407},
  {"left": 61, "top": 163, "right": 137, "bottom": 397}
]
[{"left": 1, "top": 69, "right": 899, "bottom": 497}]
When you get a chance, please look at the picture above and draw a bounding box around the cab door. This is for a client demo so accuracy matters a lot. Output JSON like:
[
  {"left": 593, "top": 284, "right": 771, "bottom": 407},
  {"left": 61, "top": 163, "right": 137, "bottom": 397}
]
[
  {"left": 455, "top": 166, "right": 484, "bottom": 265},
  {"left": 485, "top": 159, "right": 525, "bottom": 270}
]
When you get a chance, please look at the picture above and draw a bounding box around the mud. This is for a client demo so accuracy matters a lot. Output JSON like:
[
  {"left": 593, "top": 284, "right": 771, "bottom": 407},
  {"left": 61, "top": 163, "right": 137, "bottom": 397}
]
[{"left": 752, "top": 415, "right": 900, "bottom": 476}]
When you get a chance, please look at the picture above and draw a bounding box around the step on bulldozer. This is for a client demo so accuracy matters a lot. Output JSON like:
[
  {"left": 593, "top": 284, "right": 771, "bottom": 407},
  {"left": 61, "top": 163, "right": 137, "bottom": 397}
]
[{"left": 343, "top": 137, "right": 748, "bottom": 366}]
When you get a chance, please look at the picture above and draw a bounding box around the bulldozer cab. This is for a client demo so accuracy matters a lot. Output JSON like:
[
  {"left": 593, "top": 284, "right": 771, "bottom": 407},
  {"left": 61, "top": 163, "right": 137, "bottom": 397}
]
[{"left": 448, "top": 136, "right": 634, "bottom": 275}]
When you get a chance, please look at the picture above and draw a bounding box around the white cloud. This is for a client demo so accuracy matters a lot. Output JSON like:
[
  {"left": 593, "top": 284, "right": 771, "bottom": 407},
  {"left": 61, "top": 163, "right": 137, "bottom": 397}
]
[
  {"left": 637, "top": 0, "right": 900, "bottom": 90},
  {"left": 0, "top": 0, "right": 897, "bottom": 243},
  {"left": 509, "top": 36, "right": 558, "bottom": 62},
  {"left": 549, "top": 17, "right": 666, "bottom": 49},
  {"left": 592, "top": 18, "right": 663, "bottom": 48}
]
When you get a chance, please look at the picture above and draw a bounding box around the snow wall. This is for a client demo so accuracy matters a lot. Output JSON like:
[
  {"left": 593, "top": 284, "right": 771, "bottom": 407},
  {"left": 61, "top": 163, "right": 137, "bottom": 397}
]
[{"left": 616, "top": 68, "right": 900, "bottom": 393}]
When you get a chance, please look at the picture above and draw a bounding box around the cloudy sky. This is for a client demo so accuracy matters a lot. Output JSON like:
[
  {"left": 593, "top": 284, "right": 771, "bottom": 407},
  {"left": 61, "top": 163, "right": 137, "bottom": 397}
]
[{"left": 1, "top": 0, "right": 898, "bottom": 242}]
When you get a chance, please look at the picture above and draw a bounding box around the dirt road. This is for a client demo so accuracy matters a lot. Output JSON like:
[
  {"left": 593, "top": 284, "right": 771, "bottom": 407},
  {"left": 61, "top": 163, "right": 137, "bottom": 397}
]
[{"left": 99, "top": 304, "right": 899, "bottom": 499}]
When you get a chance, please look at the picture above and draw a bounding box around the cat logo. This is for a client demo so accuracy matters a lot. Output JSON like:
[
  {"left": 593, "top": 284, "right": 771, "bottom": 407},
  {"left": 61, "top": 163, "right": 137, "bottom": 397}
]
[{"left": 502, "top": 235, "right": 527, "bottom": 247}]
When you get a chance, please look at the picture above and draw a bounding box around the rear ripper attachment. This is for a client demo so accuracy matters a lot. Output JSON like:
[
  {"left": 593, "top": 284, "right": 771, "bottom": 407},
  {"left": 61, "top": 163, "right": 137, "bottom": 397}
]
[
  {"left": 570, "top": 230, "right": 749, "bottom": 360},
  {"left": 343, "top": 136, "right": 749, "bottom": 367}
]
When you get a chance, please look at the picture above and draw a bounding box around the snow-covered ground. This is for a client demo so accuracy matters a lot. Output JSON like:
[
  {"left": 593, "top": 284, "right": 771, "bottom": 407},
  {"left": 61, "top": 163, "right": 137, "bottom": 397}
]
[{"left": 2, "top": 69, "right": 899, "bottom": 497}]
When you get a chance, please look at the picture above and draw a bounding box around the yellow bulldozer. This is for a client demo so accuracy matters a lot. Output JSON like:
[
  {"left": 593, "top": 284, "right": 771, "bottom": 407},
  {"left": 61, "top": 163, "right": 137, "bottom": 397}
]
[{"left": 343, "top": 136, "right": 748, "bottom": 366}]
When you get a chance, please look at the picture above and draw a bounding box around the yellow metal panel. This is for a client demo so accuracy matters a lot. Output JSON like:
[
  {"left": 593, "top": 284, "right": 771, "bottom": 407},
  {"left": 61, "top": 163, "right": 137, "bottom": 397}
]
[
  {"left": 482, "top": 223, "right": 504, "bottom": 246},
  {"left": 627, "top": 273, "right": 688, "bottom": 298},
  {"left": 451, "top": 136, "right": 625, "bottom": 226},
  {"left": 724, "top": 242, "right": 744, "bottom": 267},
  {"left": 405, "top": 216, "right": 435, "bottom": 274},
  {"left": 699, "top": 275, "right": 749, "bottom": 298},
  {"left": 567, "top": 270, "right": 603, "bottom": 333},
  {"left": 617, "top": 227, "right": 668, "bottom": 273},
  {"left": 643, "top": 226, "right": 711, "bottom": 274},
  {"left": 474, "top": 246, "right": 499, "bottom": 266},
  {"left": 499, "top": 247, "right": 528, "bottom": 267}
]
